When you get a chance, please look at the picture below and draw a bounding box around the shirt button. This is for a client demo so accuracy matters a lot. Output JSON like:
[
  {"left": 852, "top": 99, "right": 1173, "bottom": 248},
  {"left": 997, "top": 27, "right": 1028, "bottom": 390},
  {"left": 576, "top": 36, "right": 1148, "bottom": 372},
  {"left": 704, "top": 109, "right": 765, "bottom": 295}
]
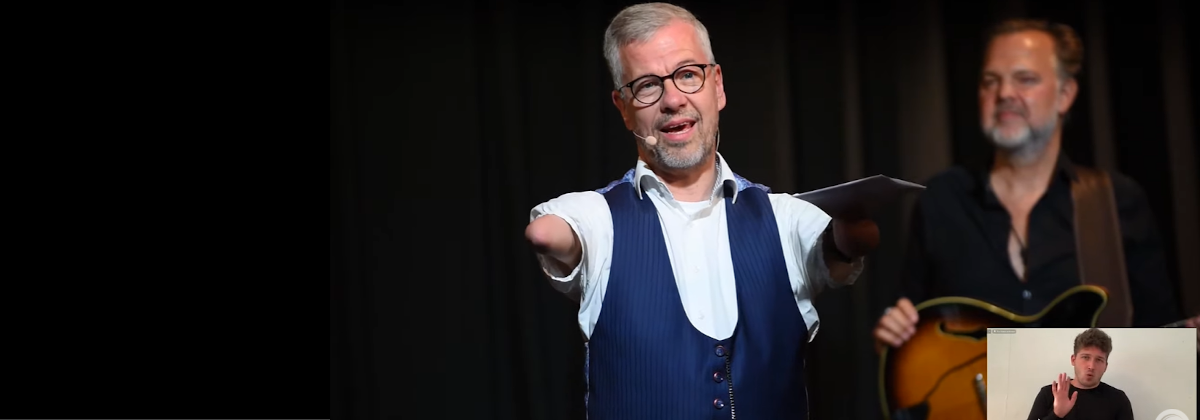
[
  {"left": 693, "top": 266, "right": 700, "bottom": 273},
  {"left": 1022, "top": 290, "right": 1032, "bottom": 300},
  {"left": 698, "top": 312, "right": 705, "bottom": 320},
  {"left": 713, "top": 398, "right": 725, "bottom": 409}
]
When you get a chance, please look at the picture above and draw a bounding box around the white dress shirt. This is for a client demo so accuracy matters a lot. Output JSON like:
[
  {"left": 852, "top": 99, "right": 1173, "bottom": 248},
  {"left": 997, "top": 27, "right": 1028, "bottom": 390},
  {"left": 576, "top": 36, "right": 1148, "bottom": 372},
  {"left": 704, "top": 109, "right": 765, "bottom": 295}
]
[{"left": 530, "top": 153, "right": 864, "bottom": 343}]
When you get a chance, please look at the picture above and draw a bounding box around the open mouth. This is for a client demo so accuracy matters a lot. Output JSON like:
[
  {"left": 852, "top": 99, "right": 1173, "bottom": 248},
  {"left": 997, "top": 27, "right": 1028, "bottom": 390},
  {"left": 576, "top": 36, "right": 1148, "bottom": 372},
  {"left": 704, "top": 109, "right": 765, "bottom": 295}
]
[{"left": 659, "top": 120, "right": 696, "bottom": 140}]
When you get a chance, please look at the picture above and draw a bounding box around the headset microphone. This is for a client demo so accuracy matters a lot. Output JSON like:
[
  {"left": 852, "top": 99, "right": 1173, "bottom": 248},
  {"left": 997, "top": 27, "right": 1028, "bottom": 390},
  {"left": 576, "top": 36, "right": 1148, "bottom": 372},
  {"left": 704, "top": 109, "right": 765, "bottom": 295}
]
[{"left": 632, "top": 131, "right": 658, "bottom": 146}]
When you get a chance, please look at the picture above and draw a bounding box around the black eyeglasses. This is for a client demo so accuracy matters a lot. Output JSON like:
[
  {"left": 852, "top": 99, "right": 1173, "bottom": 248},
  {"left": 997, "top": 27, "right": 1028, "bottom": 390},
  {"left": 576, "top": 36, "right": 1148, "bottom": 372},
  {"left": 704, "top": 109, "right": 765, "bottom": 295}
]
[{"left": 619, "top": 63, "right": 716, "bottom": 105}]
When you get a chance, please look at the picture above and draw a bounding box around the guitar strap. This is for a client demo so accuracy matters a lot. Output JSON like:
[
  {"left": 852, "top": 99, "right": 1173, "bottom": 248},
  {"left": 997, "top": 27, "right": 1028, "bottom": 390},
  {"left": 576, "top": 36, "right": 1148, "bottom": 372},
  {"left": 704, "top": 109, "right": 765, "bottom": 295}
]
[{"left": 1071, "top": 166, "right": 1133, "bottom": 327}]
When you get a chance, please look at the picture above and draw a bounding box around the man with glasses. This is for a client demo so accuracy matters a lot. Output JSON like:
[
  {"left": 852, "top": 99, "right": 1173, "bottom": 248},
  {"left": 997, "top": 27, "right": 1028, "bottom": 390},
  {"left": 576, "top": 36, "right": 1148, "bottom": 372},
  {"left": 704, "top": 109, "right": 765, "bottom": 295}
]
[{"left": 524, "top": 3, "right": 881, "bottom": 419}]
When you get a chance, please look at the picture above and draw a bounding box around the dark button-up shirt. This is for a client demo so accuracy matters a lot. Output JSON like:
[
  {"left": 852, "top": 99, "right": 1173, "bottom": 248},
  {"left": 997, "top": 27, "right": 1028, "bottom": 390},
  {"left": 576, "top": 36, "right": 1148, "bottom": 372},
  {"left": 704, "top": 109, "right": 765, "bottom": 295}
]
[{"left": 900, "top": 151, "right": 1181, "bottom": 327}]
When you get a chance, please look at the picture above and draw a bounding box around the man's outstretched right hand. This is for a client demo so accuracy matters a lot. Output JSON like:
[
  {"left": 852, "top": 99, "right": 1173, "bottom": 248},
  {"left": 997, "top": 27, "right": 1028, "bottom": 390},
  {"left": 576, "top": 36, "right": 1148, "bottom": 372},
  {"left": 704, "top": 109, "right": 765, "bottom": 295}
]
[{"left": 526, "top": 215, "right": 582, "bottom": 272}]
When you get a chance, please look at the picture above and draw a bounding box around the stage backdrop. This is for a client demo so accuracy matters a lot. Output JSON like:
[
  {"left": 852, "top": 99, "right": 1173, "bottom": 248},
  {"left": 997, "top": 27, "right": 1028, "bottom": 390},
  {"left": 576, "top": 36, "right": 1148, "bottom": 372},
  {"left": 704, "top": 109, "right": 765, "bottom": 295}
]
[{"left": 332, "top": 0, "right": 1200, "bottom": 418}]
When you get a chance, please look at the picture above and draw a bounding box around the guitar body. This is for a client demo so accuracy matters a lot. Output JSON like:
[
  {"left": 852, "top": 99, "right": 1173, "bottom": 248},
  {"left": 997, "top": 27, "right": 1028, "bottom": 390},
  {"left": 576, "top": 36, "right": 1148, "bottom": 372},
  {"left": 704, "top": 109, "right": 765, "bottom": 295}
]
[{"left": 878, "top": 285, "right": 1109, "bottom": 420}]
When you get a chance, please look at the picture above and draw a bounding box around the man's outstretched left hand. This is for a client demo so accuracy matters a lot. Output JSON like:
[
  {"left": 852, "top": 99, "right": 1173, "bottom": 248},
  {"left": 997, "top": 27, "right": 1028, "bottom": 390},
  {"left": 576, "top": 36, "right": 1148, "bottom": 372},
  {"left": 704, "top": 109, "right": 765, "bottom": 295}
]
[
  {"left": 832, "top": 216, "right": 880, "bottom": 259},
  {"left": 821, "top": 214, "right": 879, "bottom": 285}
]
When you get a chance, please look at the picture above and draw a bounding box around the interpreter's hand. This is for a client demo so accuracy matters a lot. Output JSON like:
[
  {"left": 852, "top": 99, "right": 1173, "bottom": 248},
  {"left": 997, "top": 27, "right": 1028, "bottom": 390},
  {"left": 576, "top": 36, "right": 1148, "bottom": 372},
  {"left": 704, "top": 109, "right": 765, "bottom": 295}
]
[
  {"left": 1184, "top": 314, "right": 1200, "bottom": 353},
  {"left": 1052, "top": 372, "right": 1078, "bottom": 418},
  {"left": 873, "top": 297, "right": 919, "bottom": 350},
  {"left": 832, "top": 217, "right": 880, "bottom": 259}
]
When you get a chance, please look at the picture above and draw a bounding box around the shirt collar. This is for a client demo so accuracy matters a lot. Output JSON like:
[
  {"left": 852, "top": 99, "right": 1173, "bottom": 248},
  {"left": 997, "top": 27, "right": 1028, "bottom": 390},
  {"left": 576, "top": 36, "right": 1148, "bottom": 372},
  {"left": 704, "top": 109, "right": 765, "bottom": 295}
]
[
  {"left": 972, "top": 147, "right": 1079, "bottom": 204},
  {"left": 633, "top": 152, "right": 741, "bottom": 204}
]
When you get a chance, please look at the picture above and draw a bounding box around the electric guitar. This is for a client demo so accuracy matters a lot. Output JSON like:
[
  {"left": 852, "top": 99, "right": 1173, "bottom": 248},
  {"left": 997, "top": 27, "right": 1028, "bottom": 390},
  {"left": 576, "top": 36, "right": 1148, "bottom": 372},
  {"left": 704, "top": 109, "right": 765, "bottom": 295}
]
[{"left": 877, "top": 285, "right": 1191, "bottom": 420}]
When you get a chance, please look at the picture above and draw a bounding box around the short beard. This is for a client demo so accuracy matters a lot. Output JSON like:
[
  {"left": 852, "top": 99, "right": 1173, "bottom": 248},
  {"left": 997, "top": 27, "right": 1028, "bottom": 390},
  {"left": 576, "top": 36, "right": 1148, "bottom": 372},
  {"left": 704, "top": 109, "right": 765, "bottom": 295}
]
[
  {"left": 985, "top": 116, "right": 1058, "bottom": 166},
  {"left": 647, "top": 117, "right": 716, "bottom": 171}
]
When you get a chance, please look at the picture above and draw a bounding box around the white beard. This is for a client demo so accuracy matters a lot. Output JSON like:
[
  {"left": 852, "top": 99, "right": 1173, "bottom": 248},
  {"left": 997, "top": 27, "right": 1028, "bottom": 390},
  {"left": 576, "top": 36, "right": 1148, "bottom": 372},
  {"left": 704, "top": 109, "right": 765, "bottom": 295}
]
[
  {"left": 985, "top": 108, "right": 1059, "bottom": 165},
  {"left": 652, "top": 127, "right": 716, "bottom": 171},
  {"left": 989, "top": 124, "right": 1032, "bottom": 149}
]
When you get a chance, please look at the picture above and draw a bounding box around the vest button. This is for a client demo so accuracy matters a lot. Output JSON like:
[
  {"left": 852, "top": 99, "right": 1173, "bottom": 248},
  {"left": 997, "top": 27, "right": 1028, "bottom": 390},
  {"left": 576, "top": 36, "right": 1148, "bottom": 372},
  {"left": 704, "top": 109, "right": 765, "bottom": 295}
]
[
  {"left": 713, "top": 398, "right": 725, "bottom": 409},
  {"left": 715, "top": 345, "right": 726, "bottom": 357},
  {"left": 713, "top": 371, "right": 724, "bottom": 382},
  {"left": 1022, "top": 290, "right": 1032, "bottom": 300}
]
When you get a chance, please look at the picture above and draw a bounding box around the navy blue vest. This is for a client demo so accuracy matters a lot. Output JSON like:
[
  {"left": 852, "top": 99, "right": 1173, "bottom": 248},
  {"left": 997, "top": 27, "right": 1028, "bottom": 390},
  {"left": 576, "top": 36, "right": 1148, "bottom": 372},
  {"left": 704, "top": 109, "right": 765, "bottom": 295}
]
[{"left": 585, "top": 176, "right": 810, "bottom": 420}]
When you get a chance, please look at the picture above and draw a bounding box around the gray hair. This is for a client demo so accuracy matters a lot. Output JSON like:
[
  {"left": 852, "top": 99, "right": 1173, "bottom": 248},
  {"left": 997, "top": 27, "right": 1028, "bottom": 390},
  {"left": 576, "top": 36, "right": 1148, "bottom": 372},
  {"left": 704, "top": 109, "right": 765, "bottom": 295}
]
[{"left": 603, "top": 3, "right": 717, "bottom": 92}]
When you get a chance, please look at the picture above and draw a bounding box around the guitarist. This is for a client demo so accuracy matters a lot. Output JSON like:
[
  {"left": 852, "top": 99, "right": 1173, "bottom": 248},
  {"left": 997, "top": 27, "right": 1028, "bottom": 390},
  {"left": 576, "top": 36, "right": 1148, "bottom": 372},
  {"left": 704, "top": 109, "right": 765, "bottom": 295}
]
[{"left": 872, "top": 19, "right": 1200, "bottom": 352}]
